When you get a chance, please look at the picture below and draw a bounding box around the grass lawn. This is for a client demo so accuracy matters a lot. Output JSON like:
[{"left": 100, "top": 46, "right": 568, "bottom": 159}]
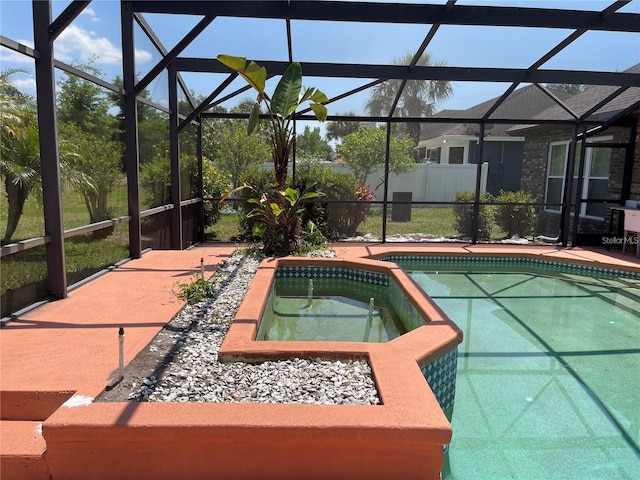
[
  {"left": 204, "top": 205, "right": 508, "bottom": 242},
  {"left": 205, "top": 211, "right": 243, "bottom": 242},
  {"left": 0, "top": 179, "right": 129, "bottom": 243},
  {"left": 1, "top": 225, "right": 130, "bottom": 292},
  {"left": 362, "top": 206, "right": 460, "bottom": 238},
  {"left": 379, "top": 206, "right": 507, "bottom": 239},
  {"left": 1, "top": 181, "right": 130, "bottom": 307},
  {"left": 1, "top": 190, "right": 510, "bottom": 315}
]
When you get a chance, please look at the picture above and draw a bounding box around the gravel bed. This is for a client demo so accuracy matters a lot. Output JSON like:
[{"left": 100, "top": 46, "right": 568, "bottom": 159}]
[{"left": 97, "top": 251, "right": 380, "bottom": 406}]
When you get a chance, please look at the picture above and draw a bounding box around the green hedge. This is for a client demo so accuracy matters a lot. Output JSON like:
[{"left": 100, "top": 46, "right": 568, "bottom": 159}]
[
  {"left": 452, "top": 190, "right": 493, "bottom": 239},
  {"left": 494, "top": 190, "right": 536, "bottom": 238}
]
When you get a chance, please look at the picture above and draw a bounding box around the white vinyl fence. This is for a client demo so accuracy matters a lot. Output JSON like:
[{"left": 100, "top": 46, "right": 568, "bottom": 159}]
[
  {"left": 254, "top": 161, "right": 488, "bottom": 202},
  {"left": 331, "top": 162, "right": 488, "bottom": 203}
]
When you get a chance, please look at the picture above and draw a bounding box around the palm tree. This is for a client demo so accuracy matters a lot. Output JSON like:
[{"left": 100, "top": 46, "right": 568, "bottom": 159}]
[
  {"left": 0, "top": 69, "right": 41, "bottom": 244},
  {"left": 0, "top": 69, "right": 88, "bottom": 243},
  {"left": 325, "top": 112, "right": 360, "bottom": 142},
  {"left": 0, "top": 68, "right": 30, "bottom": 137},
  {"left": 366, "top": 52, "right": 452, "bottom": 149}
]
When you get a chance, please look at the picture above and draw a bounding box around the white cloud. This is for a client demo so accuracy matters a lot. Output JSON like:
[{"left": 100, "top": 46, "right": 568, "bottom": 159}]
[
  {"left": 55, "top": 24, "right": 151, "bottom": 66},
  {"left": 0, "top": 41, "right": 36, "bottom": 64},
  {"left": 12, "top": 78, "right": 36, "bottom": 93},
  {"left": 135, "top": 49, "right": 153, "bottom": 64},
  {"left": 80, "top": 7, "right": 100, "bottom": 22},
  {"left": 56, "top": 24, "right": 121, "bottom": 64}
]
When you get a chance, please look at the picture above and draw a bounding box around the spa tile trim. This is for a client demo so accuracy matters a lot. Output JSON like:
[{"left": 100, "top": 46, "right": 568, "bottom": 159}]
[
  {"left": 421, "top": 347, "right": 458, "bottom": 414},
  {"left": 275, "top": 266, "right": 389, "bottom": 286}
]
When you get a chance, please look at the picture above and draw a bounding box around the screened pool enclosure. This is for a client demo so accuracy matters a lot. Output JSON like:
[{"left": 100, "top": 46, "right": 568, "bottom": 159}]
[{"left": 1, "top": 0, "right": 639, "bottom": 319}]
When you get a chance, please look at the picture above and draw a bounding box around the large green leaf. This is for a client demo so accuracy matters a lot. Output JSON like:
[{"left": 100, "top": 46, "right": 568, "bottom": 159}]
[
  {"left": 252, "top": 222, "right": 267, "bottom": 238},
  {"left": 299, "top": 87, "right": 328, "bottom": 105},
  {"left": 242, "top": 61, "right": 266, "bottom": 94},
  {"left": 299, "top": 87, "right": 315, "bottom": 104},
  {"left": 309, "top": 89, "right": 329, "bottom": 104},
  {"left": 300, "top": 191, "right": 325, "bottom": 201},
  {"left": 270, "top": 203, "right": 283, "bottom": 217},
  {"left": 282, "top": 187, "right": 300, "bottom": 206},
  {"left": 247, "top": 102, "right": 260, "bottom": 135},
  {"left": 216, "top": 54, "right": 266, "bottom": 94},
  {"left": 216, "top": 54, "right": 246, "bottom": 72},
  {"left": 298, "top": 87, "right": 328, "bottom": 122},
  {"left": 246, "top": 207, "right": 265, "bottom": 218},
  {"left": 309, "top": 103, "right": 328, "bottom": 122},
  {"left": 272, "top": 62, "right": 302, "bottom": 118}
]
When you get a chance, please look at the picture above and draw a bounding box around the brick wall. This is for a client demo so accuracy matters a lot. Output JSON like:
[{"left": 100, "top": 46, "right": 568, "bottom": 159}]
[
  {"left": 519, "top": 121, "right": 638, "bottom": 239},
  {"left": 520, "top": 127, "right": 568, "bottom": 203}
]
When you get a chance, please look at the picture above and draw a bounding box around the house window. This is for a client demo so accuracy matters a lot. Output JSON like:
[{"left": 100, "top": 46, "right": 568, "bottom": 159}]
[
  {"left": 449, "top": 146, "right": 464, "bottom": 164},
  {"left": 427, "top": 147, "right": 441, "bottom": 164},
  {"left": 583, "top": 145, "right": 611, "bottom": 218},
  {"left": 544, "top": 137, "right": 612, "bottom": 218},
  {"left": 545, "top": 142, "right": 567, "bottom": 212}
]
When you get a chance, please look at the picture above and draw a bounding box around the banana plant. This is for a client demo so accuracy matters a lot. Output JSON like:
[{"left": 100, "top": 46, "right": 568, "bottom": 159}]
[{"left": 217, "top": 54, "right": 328, "bottom": 189}]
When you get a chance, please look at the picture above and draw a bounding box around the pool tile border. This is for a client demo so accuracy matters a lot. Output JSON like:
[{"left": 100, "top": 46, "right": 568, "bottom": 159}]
[{"left": 380, "top": 255, "right": 640, "bottom": 280}]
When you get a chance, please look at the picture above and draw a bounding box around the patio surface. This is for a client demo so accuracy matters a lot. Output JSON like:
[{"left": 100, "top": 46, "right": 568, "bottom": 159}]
[{"left": 1, "top": 243, "right": 638, "bottom": 479}]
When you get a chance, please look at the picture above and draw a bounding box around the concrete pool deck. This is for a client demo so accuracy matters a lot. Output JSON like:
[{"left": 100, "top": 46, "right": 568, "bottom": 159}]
[{"left": 1, "top": 243, "right": 638, "bottom": 479}]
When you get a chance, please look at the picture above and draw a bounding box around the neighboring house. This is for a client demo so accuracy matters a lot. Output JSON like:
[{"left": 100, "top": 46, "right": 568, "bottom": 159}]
[
  {"left": 510, "top": 63, "right": 640, "bottom": 242},
  {"left": 418, "top": 85, "right": 574, "bottom": 196}
]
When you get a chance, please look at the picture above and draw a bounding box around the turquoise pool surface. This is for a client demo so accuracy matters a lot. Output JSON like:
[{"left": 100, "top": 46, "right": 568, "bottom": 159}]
[{"left": 396, "top": 259, "right": 640, "bottom": 480}]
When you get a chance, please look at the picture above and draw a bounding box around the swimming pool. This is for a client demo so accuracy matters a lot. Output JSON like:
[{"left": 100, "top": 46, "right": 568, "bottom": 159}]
[{"left": 390, "top": 256, "right": 640, "bottom": 480}]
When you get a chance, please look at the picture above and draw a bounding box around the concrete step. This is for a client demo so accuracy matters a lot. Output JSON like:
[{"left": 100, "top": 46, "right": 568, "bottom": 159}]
[
  {"left": 1, "top": 390, "right": 74, "bottom": 479},
  {"left": 1, "top": 390, "right": 73, "bottom": 421},
  {"left": 0, "top": 420, "right": 49, "bottom": 480}
]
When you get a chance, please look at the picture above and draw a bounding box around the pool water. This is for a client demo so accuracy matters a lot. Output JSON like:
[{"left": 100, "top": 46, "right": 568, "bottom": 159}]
[
  {"left": 399, "top": 261, "right": 640, "bottom": 480},
  {"left": 256, "top": 277, "right": 406, "bottom": 342}
]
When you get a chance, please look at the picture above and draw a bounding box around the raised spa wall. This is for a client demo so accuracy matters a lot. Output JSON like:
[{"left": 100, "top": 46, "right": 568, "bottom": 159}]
[
  {"left": 42, "top": 255, "right": 463, "bottom": 480},
  {"left": 252, "top": 258, "right": 458, "bottom": 415}
]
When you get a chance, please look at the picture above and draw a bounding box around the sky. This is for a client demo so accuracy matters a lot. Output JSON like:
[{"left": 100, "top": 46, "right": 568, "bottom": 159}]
[{"left": 1, "top": 0, "right": 639, "bottom": 128}]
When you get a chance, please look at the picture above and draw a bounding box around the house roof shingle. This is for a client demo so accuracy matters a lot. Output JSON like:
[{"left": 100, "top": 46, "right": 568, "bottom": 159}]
[
  {"left": 420, "top": 84, "right": 574, "bottom": 141},
  {"left": 509, "top": 63, "right": 640, "bottom": 132}
]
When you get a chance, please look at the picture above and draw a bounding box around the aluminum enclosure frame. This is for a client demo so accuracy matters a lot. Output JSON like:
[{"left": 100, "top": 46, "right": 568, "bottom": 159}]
[{"left": 0, "top": 0, "right": 638, "bottom": 307}]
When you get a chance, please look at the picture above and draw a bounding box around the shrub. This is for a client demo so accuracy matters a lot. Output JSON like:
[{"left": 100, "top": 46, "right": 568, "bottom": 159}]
[
  {"left": 297, "top": 165, "right": 368, "bottom": 239},
  {"left": 494, "top": 190, "right": 536, "bottom": 238},
  {"left": 297, "top": 220, "right": 329, "bottom": 254},
  {"left": 140, "top": 155, "right": 229, "bottom": 228},
  {"left": 202, "top": 160, "right": 229, "bottom": 228},
  {"left": 317, "top": 170, "right": 363, "bottom": 238},
  {"left": 452, "top": 190, "right": 493, "bottom": 239},
  {"left": 239, "top": 164, "right": 276, "bottom": 193},
  {"left": 238, "top": 162, "right": 370, "bottom": 240},
  {"left": 140, "top": 156, "right": 171, "bottom": 208}
]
